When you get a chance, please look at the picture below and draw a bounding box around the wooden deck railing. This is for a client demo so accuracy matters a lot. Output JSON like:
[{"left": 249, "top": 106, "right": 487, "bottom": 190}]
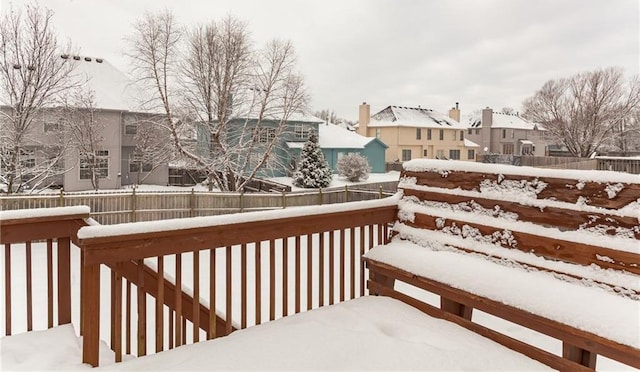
[
  {"left": 0, "top": 207, "right": 90, "bottom": 336},
  {"left": 76, "top": 198, "right": 397, "bottom": 366}
]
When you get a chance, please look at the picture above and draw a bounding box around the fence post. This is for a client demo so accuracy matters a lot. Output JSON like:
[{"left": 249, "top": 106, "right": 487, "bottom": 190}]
[
  {"left": 379, "top": 185, "right": 383, "bottom": 199},
  {"left": 318, "top": 188, "right": 323, "bottom": 205},
  {"left": 240, "top": 191, "right": 244, "bottom": 213},
  {"left": 58, "top": 188, "right": 64, "bottom": 207},
  {"left": 282, "top": 191, "right": 286, "bottom": 209},
  {"left": 344, "top": 185, "right": 348, "bottom": 202},
  {"left": 131, "top": 187, "right": 137, "bottom": 222},
  {"left": 190, "top": 188, "right": 195, "bottom": 217}
]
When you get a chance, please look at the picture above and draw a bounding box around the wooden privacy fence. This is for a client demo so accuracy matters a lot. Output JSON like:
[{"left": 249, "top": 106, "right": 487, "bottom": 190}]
[
  {"left": 1, "top": 184, "right": 397, "bottom": 225},
  {"left": 477, "top": 155, "right": 599, "bottom": 170}
]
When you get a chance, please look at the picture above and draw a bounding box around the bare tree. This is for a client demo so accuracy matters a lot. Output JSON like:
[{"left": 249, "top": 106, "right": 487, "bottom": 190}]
[
  {"left": 126, "top": 12, "right": 308, "bottom": 191},
  {"left": 314, "top": 109, "right": 339, "bottom": 124},
  {"left": 606, "top": 107, "right": 640, "bottom": 153},
  {"left": 61, "top": 89, "right": 106, "bottom": 191},
  {"left": 522, "top": 67, "right": 640, "bottom": 157},
  {"left": 0, "top": 4, "right": 75, "bottom": 193},
  {"left": 131, "top": 116, "right": 174, "bottom": 185},
  {"left": 501, "top": 107, "right": 515, "bottom": 115}
]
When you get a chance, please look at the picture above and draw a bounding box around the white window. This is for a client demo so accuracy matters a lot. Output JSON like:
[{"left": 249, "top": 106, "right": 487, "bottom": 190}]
[
  {"left": 294, "top": 124, "right": 310, "bottom": 139},
  {"left": 44, "top": 120, "right": 61, "bottom": 133},
  {"left": 401, "top": 149, "right": 411, "bottom": 161},
  {"left": 129, "top": 152, "right": 153, "bottom": 173},
  {"left": 80, "top": 150, "right": 109, "bottom": 180},
  {"left": 375, "top": 128, "right": 381, "bottom": 139},
  {"left": 255, "top": 128, "right": 277, "bottom": 143},
  {"left": 449, "top": 149, "right": 460, "bottom": 160},
  {"left": 467, "top": 149, "right": 475, "bottom": 160},
  {"left": 124, "top": 115, "right": 137, "bottom": 135},
  {"left": 249, "top": 152, "right": 277, "bottom": 169},
  {"left": 436, "top": 149, "right": 445, "bottom": 159},
  {"left": 20, "top": 148, "right": 36, "bottom": 168}
]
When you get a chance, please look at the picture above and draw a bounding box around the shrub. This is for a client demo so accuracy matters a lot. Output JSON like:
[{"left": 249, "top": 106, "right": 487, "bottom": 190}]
[{"left": 337, "top": 153, "right": 370, "bottom": 182}]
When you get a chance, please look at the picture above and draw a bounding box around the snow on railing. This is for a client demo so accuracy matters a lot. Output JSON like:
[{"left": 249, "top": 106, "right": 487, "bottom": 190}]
[{"left": 76, "top": 199, "right": 399, "bottom": 366}]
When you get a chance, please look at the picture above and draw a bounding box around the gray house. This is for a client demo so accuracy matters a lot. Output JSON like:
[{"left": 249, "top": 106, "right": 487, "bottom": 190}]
[
  {"left": 1, "top": 56, "right": 169, "bottom": 192},
  {"left": 465, "top": 107, "right": 552, "bottom": 157}
]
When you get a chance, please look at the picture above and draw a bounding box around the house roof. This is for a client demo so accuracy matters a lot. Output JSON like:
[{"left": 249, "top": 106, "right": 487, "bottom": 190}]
[
  {"left": 318, "top": 122, "right": 384, "bottom": 149},
  {"left": 67, "top": 56, "right": 143, "bottom": 112},
  {"left": 367, "top": 105, "right": 467, "bottom": 129},
  {"left": 468, "top": 111, "right": 542, "bottom": 130},
  {"left": 287, "top": 123, "right": 386, "bottom": 150},
  {"left": 464, "top": 138, "right": 480, "bottom": 148}
]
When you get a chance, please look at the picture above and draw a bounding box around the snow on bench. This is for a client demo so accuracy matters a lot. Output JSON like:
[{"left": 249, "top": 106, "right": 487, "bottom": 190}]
[{"left": 363, "top": 159, "right": 640, "bottom": 371}]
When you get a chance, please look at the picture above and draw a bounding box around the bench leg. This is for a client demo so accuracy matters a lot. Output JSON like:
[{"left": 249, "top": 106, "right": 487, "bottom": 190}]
[
  {"left": 369, "top": 270, "right": 395, "bottom": 295},
  {"left": 562, "top": 342, "right": 596, "bottom": 370},
  {"left": 440, "top": 297, "right": 473, "bottom": 321}
]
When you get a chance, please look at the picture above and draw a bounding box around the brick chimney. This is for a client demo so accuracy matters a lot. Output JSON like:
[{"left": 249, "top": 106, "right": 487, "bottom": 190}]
[
  {"left": 448, "top": 102, "right": 461, "bottom": 122},
  {"left": 481, "top": 107, "right": 493, "bottom": 152},
  {"left": 358, "top": 102, "right": 370, "bottom": 136}
]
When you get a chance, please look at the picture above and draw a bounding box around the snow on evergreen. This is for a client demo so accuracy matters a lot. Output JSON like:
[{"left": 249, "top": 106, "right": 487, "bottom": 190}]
[{"left": 293, "top": 133, "right": 333, "bottom": 188}]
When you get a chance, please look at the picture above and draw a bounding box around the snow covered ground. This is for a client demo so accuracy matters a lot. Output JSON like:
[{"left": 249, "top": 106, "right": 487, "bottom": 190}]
[{"left": 1, "top": 239, "right": 636, "bottom": 371}]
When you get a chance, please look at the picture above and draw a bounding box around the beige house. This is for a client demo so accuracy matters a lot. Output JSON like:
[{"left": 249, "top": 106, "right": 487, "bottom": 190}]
[
  {"left": 357, "top": 103, "right": 479, "bottom": 162},
  {"left": 464, "top": 107, "right": 552, "bottom": 156}
]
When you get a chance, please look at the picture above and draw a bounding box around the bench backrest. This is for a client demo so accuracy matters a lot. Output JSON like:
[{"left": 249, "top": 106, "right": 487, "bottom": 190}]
[{"left": 365, "top": 160, "right": 640, "bottom": 371}]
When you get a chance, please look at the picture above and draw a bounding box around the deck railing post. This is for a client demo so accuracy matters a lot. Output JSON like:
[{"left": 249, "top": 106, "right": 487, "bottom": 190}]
[
  {"left": 82, "top": 260, "right": 101, "bottom": 367},
  {"left": 57, "top": 237, "right": 71, "bottom": 325},
  {"left": 58, "top": 189, "right": 64, "bottom": 207}
]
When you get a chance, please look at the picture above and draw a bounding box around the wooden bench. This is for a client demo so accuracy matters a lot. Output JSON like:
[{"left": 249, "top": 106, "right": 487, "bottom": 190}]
[{"left": 363, "top": 160, "right": 640, "bottom": 371}]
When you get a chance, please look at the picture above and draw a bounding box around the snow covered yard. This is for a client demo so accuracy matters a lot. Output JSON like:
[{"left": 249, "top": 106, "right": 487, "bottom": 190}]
[{"left": 2, "top": 160, "right": 639, "bottom": 370}]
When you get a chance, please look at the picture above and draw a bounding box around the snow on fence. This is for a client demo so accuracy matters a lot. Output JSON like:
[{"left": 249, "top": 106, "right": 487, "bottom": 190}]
[{"left": 0, "top": 185, "right": 396, "bottom": 225}]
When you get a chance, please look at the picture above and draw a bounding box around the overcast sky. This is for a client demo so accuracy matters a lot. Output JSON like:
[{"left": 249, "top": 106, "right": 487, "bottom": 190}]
[{"left": 2, "top": 0, "right": 638, "bottom": 121}]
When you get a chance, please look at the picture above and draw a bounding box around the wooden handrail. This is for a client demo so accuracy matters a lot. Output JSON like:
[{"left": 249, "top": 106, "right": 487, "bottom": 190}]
[{"left": 79, "top": 206, "right": 397, "bottom": 264}]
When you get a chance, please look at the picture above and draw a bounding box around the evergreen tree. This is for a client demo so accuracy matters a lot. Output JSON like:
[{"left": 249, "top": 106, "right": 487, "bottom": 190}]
[{"left": 293, "top": 133, "right": 332, "bottom": 188}]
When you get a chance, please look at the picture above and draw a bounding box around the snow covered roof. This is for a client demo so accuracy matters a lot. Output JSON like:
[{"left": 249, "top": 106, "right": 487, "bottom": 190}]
[
  {"left": 468, "top": 111, "right": 542, "bottom": 130},
  {"left": 287, "top": 124, "right": 384, "bottom": 150},
  {"left": 318, "top": 123, "right": 383, "bottom": 149},
  {"left": 66, "top": 56, "right": 143, "bottom": 112},
  {"left": 464, "top": 138, "right": 480, "bottom": 148},
  {"left": 368, "top": 106, "right": 467, "bottom": 129}
]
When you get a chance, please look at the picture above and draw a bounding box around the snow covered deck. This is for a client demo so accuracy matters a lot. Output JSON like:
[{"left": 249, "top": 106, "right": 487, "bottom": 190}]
[{"left": 2, "top": 159, "right": 639, "bottom": 370}]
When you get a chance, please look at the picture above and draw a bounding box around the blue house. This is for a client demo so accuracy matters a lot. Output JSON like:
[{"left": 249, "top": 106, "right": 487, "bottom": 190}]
[
  {"left": 197, "top": 112, "right": 324, "bottom": 178},
  {"left": 287, "top": 123, "right": 388, "bottom": 174}
]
